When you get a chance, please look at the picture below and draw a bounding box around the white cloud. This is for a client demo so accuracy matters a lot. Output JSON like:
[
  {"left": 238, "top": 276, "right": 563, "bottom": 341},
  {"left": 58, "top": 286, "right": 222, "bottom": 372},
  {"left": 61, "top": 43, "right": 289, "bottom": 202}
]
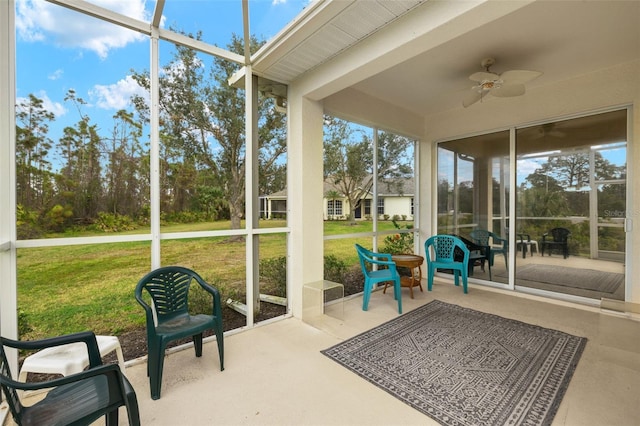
[
  {"left": 272, "top": 0, "right": 287, "bottom": 5},
  {"left": 48, "top": 69, "right": 64, "bottom": 80},
  {"left": 16, "top": 91, "right": 67, "bottom": 119},
  {"left": 16, "top": 0, "right": 151, "bottom": 59},
  {"left": 90, "top": 75, "right": 149, "bottom": 110}
]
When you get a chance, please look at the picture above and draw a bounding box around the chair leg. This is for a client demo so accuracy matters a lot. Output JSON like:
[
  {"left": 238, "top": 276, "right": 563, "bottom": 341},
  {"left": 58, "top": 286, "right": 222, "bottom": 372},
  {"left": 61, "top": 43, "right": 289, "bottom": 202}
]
[
  {"left": 106, "top": 409, "right": 119, "bottom": 426},
  {"left": 362, "top": 280, "right": 372, "bottom": 311},
  {"left": 214, "top": 323, "right": 224, "bottom": 371},
  {"left": 149, "top": 343, "right": 166, "bottom": 400},
  {"left": 394, "top": 278, "right": 402, "bottom": 314},
  {"left": 124, "top": 379, "right": 141, "bottom": 426},
  {"left": 193, "top": 333, "right": 203, "bottom": 357},
  {"left": 462, "top": 270, "right": 468, "bottom": 294},
  {"left": 427, "top": 266, "right": 434, "bottom": 291}
]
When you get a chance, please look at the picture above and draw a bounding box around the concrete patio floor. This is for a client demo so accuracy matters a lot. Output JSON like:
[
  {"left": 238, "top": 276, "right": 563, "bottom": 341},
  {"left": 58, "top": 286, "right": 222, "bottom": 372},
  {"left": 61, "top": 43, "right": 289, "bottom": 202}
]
[{"left": 117, "top": 277, "right": 640, "bottom": 426}]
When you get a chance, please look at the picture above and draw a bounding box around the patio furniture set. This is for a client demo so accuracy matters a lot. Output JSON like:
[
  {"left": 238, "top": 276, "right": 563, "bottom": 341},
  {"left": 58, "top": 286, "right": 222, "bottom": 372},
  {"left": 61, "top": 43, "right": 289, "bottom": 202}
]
[{"left": 355, "top": 227, "right": 571, "bottom": 312}]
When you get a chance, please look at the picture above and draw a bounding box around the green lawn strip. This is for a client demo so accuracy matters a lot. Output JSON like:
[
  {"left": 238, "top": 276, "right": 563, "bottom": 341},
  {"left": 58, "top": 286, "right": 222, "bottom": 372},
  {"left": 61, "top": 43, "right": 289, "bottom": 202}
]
[{"left": 18, "top": 220, "right": 412, "bottom": 340}]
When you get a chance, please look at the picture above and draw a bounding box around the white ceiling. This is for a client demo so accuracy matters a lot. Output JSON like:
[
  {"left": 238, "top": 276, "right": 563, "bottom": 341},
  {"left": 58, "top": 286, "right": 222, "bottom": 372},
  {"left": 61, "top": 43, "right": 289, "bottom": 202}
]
[
  {"left": 255, "top": 0, "right": 640, "bottom": 118},
  {"left": 352, "top": 0, "right": 640, "bottom": 116}
]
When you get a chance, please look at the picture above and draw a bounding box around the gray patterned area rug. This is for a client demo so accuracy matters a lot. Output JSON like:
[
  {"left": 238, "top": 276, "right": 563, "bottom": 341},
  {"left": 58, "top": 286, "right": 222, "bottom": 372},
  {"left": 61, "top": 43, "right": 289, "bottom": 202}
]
[
  {"left": 321, "top": 300, "right": 587, "bottom": 426},
  {"left": 512, "top": 264, "right": 623, "bottom": 293}
]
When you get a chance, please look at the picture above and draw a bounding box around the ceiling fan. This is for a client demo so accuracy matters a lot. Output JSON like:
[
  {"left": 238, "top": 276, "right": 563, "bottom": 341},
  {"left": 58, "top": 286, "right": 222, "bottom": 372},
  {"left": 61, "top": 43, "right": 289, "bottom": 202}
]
[
  {"left": 462, "top": 58, "right": 542, "bottom": 108},
  {"left": 533, "top": 122, "right": 566, "bottom": 139}
]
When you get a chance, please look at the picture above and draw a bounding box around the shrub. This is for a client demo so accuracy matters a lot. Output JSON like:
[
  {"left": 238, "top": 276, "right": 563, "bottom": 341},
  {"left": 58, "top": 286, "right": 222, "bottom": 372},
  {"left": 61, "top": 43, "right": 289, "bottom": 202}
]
[
  {"left": 324, "top": 254, "right": 347, "bottom": 283},
  {"left": 258, "top": 254, "right": 348, "bottom": 296},
  {"left": 188, "top": 277, "right": 238, "bottom": 314},
  {"left": 93, "top": 212, "right": 137, "bottom": 232},
  {"left": 343, "top": 265, "right": 364, "bottom": 296},
  {"left": 259, "top": 256, "right": 287, "bottom": 297}
]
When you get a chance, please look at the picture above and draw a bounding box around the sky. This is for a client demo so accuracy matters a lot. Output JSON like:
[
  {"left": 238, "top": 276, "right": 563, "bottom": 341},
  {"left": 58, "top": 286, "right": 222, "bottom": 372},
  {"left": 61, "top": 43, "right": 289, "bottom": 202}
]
[{"left": 14, "top": 0, "right": 310, "bottom": 168}]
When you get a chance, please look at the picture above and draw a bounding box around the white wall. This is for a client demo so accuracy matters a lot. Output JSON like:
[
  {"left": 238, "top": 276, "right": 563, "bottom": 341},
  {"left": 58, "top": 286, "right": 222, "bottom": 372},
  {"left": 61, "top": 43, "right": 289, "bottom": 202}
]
[
  {"left": 419, "top": 60, "right": 640, "bottom": 304},
  {"left": 383, "top": 197, "right": 413, "bottom": 220}
]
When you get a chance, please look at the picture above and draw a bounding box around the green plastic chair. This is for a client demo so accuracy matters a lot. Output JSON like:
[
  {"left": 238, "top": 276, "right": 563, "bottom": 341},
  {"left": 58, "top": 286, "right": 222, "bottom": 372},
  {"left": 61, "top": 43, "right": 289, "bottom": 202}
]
[
  {"left": 470, "top": 229, "right": 508, "bottom": 269},
  {"left": 135, "top": 266, "right": 224, "bottom": 400},
  {"left": 0, "top": 331, "right": 140, "bottom": 426},
  {"left": 355, "top": 244, "right": 402, "bottom": 314},
  {"left": 424, "top": 235, "right": 470, "bottom": 293}
]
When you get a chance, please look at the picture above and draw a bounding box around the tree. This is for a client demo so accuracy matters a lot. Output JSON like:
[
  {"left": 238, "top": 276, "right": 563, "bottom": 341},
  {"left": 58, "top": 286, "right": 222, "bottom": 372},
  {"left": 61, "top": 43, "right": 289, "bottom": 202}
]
[
  {"left": 323, "top": 117, "right": 414, "bottom": 222},
  {"left": 15, "top": 94, "right": 55, "bottom": 210},
  {"left": 105, "top": 110, "right": 145, "bottom": 218},
  {"left": 131, "top": 31, "right": 287, "bottom": 228},
  {"left": 56, "top": 90, "right": 104, "bottom": 222}
]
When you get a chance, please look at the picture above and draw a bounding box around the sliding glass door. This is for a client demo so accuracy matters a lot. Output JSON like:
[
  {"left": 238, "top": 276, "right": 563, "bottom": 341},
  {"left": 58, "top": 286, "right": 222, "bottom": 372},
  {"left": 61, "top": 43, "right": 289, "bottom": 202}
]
[
  {"left": 515, "top": 110, "right": 627, "bottom": 301},
  {"left": 437, "top": 131, "right": 510, "bottom": 284},
  {"left": 436, "top": 109, "right": 627, "bottom": 301}
]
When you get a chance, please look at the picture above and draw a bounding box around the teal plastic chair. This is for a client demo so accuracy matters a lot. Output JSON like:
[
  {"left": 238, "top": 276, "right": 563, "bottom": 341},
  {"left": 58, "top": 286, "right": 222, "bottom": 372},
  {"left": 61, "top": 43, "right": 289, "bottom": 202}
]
[
  {"left": 424, "top": 235, "right": 470, "bottom": 293},
  {"left": 0, "top": 331, "right": 139, "bottom": 426},
  {"left": 355, "top": 244, "right": 402, "bottom": 314},
  {"left": 135, "top": 266, "right": 224, "bottom": 400}
]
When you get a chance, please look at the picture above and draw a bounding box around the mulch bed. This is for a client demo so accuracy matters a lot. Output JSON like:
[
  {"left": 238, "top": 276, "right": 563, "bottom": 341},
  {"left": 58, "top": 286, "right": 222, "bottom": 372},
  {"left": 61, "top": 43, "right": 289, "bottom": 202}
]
[
  {"left": 22, "top": 303, "right": 286, "bottom": 382},
  {"left": 114, "top": 302, "right": 287, "bottom": 362}
]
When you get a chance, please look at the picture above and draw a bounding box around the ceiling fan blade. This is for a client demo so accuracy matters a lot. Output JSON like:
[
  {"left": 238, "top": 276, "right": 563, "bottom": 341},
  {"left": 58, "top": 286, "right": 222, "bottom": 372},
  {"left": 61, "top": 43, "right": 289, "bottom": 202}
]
[
  {"left": 469, "top": 71, "right": 500, "bottom": 82},
  {"left": 491, "top": 84, "right": 525, "bottom": 97},
  {"left": 500, "top": 70, "right": 542, "bottom": 85},
  {"left": 462, "top": 91, "right": 483, "bottom": 107}
]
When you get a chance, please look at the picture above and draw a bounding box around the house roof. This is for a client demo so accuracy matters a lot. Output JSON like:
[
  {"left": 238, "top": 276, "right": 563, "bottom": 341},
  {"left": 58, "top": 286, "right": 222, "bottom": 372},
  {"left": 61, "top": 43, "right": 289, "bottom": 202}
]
[
  {"left": 249, "top": 0, "right": 640, "bottom": 121},
  {"left": 262, "top": 177, "right": 414, "bottom": 199}
]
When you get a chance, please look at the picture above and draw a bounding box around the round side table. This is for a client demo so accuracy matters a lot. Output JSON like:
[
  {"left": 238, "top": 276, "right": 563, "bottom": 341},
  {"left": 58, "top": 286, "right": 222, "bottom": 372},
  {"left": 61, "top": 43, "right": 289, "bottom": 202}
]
[{"left": 390, "top": 254, "right": 424, "bottom": 299}]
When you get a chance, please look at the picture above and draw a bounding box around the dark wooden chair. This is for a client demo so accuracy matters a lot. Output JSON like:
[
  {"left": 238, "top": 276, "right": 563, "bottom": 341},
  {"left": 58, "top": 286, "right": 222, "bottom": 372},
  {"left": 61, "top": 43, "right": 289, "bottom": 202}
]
[
  {"left": 541, "top": 227, "right": 571, "bottom": 258},
  {"left": 0, "top": 331, "right": 140, "bottom": 426},
  {"left": 135, "top": 266, "right": 224, "bottom": 400}
]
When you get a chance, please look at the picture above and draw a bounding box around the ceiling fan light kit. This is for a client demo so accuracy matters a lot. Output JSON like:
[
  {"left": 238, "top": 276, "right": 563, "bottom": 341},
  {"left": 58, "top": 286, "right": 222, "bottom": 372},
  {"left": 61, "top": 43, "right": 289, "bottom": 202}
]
[{"left": 463, "top": 57, "right": 542, "bottom": 108}]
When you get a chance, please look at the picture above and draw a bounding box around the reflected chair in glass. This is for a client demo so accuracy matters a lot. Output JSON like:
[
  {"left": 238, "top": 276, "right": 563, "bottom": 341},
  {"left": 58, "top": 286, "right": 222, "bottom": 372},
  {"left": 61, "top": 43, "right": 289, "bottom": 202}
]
[
  {"left": 541, "top": 227, "right": 571, "bottom": 258},
  {"left": 135, "top": 266, "right": 224, "bottom": 400},
  {"left": 470, "top": 229, "right": 508, "bottom": 270},
  {"left": 516, "top": 233, "right": 538, "bottom": 258},
  {"left": 451, "top": 234, "right": 491, "bottom": 279},
  {"left": 355, "top": 244, "right": 402, "bottom": 314},
  {"left": 424, "top": 235, "right": 470, "bottom": 293},
  {"left": 0, "top": 331, "right": 140, "bottom": 426}
]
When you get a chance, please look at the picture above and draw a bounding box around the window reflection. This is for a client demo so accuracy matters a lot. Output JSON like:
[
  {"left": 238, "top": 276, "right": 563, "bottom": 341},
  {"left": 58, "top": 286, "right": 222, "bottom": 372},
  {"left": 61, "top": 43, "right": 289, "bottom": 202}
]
[
  {"left": 436, "top": 109, "right": 627, "bottom": 302},
  {"left": 515, "top": 109, "right": 627, "bottom": 300}
]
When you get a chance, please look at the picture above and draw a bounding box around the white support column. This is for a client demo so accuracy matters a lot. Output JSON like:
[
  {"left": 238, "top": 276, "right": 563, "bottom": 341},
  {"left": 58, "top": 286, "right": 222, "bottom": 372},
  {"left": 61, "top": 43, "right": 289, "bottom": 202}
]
[
  {"left": 287, "top": 91, "right": 324, "bottom": 318},
  {"left": 1, "top": 0, "right": 19, "bottom": 373},
  {"left": 149, "top": 29, "right": 161, "bottom": 269},
  {"left": 245, "top": 69, "right": 259, "bottom": 327}
]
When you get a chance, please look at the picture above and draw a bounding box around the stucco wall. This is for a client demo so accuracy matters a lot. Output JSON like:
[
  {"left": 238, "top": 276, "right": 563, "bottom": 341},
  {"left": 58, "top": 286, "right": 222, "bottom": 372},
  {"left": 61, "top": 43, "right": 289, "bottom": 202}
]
[{"left": 419, "top": 60, "right": 640, "bottom": 304}]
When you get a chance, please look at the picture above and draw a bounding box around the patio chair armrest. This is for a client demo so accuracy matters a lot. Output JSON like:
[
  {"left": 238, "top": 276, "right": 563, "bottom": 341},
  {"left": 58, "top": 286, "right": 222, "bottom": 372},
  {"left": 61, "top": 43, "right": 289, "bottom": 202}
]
[
  {"left": 195, "top": 279, "right": 223, "bottom": 317},
  {"left": 135, "top": 292, "right": 157, "bottom": 328},
  {"left": 369, "top": 258, "right": 396, "bottom": 268},
  {"left": 2, "top": 331, "right": 102, "bottom": 368},
  {"left": 0, "top": 363, "right": 120, "bottom": 392}
]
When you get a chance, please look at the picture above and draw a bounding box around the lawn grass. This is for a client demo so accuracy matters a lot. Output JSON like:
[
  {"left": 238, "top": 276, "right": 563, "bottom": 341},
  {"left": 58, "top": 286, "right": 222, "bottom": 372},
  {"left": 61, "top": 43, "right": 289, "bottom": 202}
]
[{"left": 17, "top": 220, "right": 411, "bottom": 340}]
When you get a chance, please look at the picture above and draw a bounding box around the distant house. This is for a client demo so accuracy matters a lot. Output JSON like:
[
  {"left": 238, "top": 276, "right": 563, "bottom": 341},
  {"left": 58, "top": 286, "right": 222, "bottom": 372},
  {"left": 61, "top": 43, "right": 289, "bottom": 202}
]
[{"left": 260, "top": 177, "right": 414, "bottom": 221}]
